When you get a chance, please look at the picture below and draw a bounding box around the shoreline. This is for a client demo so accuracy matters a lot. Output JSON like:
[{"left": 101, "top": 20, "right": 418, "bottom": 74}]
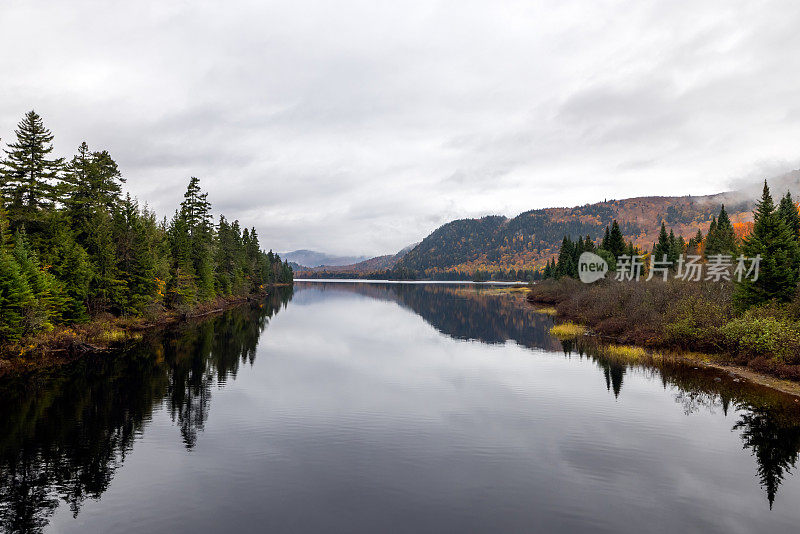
[
  {"left": 0, "top": 285, "right": 292, "bottom": 376},
  {"left": 524, "top": 294, "right": 800, "bottom": 399}
]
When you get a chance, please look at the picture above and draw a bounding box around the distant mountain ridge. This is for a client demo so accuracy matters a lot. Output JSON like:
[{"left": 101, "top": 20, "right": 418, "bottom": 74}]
[
  {"left": 282, "top": 249, "right": 369, "bottom": 268},
  {"left": 296, "top": 243, "right": 419, "bottom": 277},
  {"left": 294, "top": 170, "right": 800, "bottom": 279},
  {"left": 394, "top": 170, "right": 800, "bottom": 277}
]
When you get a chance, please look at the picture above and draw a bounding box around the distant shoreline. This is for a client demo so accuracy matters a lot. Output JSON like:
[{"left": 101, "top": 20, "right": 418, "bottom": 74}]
[{"left": 294, "top": 279, "right": 529, "bottom": 285}]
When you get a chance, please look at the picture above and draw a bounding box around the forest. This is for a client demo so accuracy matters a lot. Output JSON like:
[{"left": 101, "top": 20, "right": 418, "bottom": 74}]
[
  {"left": 0, "top": 110, "right": 292, "bottom": 345},
  {"left": 530, "top": 182, "right": 800, "bottom": 378}
]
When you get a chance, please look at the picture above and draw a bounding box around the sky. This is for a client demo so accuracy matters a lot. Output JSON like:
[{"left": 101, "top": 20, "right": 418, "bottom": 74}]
[{"left": 2, "top": 0, "right": 800, "bottom": 256}]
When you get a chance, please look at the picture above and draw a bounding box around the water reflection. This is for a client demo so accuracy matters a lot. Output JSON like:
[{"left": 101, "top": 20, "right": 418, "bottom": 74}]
[
  {"left": 0, "top": 288, "right": 293, "bottom": 533},
  {"left": 559, "top": 331, "right": 800, "bottom": 510},
  {"left": 302, "top": 282, "right": 800, "bottom": 509},
  {"left": 2, "top": 282, "right": 800, "bottom": 532}
]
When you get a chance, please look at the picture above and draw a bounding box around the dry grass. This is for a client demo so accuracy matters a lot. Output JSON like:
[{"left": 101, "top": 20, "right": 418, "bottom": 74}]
[
  {"left": 601, "top": 344, "right": 648, "bottom": 361},
  {"left": 550, "top": 322, "right": 586, "bottom": 338},
  {"left": 533, "top": 306, "right": 557, "bottom": 315}
]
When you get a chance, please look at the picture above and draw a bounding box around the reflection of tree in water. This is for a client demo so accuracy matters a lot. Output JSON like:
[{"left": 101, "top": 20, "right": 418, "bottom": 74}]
[
  {"left": 0, "top": 287, "right": 292, "bottom": 533},
  {"left": 561, "top": 335, "right": 800, "bottom": 508},
  {"left": 735, "top": 409, "right": 800, "bottom": 509},
  {"left": 302, "top": 282, "right": 562, "bottom": 351},
  {"left": 319, "top": 281, "right": 800, "bottom": 509}
]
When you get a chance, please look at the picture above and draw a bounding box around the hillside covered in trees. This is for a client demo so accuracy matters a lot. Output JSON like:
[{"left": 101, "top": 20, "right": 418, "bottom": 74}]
[
  {"left": 0, "top": 110, "right": 292, "bottom": 345},
  {"left": 530, "top": 182, "right": 800, "bottom": 380},
  {"left": 388, "top": 176, "right": 800, "bottom": 279}
]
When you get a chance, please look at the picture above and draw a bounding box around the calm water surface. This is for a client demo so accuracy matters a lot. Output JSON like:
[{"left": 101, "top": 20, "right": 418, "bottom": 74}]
[{"left": 3, "top": 281, "right": 800, "bottom": 533}]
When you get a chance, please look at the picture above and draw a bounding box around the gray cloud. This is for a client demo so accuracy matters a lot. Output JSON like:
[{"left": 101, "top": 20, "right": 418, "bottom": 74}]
[{"left": 2, "top": 0, "right": 800, "bottom": 256}]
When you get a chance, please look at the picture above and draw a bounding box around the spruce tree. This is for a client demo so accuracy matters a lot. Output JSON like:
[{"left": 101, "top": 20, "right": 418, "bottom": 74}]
[
  {"left": 777, "top": 192, "right": 800, "bottom": 241},
  {"left": 40, "top": 211, "right": 92, "bottom": 323},
  {"left": 0, "top": 248, "right": 33, "bottom": 340},
  {"left": 583, "top": 234, "right": 595, "bottom": 252},
  {"left": 0, "top": 192, "right": 10, "bottom": 252},
  {"left": 734, "top": 181, "right": 800, "bottom": 308},
  {"left": 608, "top": 220, "right": 626, "bottom": 259},
  {"left": 556, "top": 236, "right": 576, "bottom": 278},
  {"left": 62, "top": 142, "right": 125, "bottom": 221},
  {"left": 706, "top": 205, "right": 737, "bottom": 257},
  {"left": 1, "top": 111, "right": 64, "bottom": 230},
  {"left": 653, "top": 222, "right": 670, "bottom": 261},
  {"left": 12, "top": 230, "right": 63, "bottom": 329}
]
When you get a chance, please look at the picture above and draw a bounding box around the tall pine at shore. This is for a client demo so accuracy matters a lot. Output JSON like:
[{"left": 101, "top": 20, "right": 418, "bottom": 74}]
[{"left": 0, "top": 110, "right": 292, "bottom": 342}]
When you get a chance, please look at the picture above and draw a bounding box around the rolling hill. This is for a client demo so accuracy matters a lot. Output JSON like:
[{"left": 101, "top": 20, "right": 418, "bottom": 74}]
[{"left": 297, "top": 170, "right": 800, "bottom": 279}]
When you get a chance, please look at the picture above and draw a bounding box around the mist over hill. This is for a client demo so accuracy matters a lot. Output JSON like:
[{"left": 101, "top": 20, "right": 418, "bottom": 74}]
[{"left": 282, "top": 250, "right": 369, "bottom": 268}]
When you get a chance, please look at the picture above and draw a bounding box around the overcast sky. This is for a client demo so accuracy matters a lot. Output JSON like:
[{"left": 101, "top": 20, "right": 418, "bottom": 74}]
[{"left": 2, "top": 0, "right": 800, "bottom": 256}]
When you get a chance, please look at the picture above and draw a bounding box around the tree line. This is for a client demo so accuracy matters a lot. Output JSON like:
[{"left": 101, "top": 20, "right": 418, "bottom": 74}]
[
  {"left": 543, "top": 181, "right": 800, "bottom": 309},
  {"left": 0, "top": 110, "right": 292, "bottom": 341}
]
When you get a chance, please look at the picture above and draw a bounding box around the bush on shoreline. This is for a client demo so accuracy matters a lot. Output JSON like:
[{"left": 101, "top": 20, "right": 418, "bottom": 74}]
[{"left": 528, "top": 277, "right": 800, "bottom": 374}]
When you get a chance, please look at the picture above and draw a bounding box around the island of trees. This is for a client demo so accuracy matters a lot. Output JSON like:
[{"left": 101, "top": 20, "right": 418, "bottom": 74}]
[{"left": 0, "top": 110, "right": 292, "bottom": 347}]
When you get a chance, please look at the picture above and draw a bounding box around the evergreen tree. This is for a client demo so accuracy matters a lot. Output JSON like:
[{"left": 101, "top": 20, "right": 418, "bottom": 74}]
[
  {"left": 602, "top": 226, "right": 611, "bottom": 250},
  {"left": 0, "top": 192, "right": 10, "bottom": 252},
  {"left": 608, "top": 220, "right": 626, "bottom": 259},
  {"left": 113, "top": 195, "right": 159, "bottom": 314},
  {"left": 777, "top": 192, "right": 800, "bottom": 241},
  {"left": 0, "top": 111, "right": 64, "bottom": 230},
  {"left": 0, "top": 248, "right": 33, "bottom": 340},
  {"left": 62, "top": 142, "right": 125, "bottom": 222},
  {"left": 583, "top": 234, "right": 595, "bottom": 252},
  {"left": 556, "top": 236, "right": 576, "bottom": 278},
  {"left": 85, "top": 208, "right": 124, "bottom": 313},
  {"left": 653, "top": 222, "right": 671, "bottom": 262},
  {"left": 668, "top": 229, "right": 681, "bottom": 264},
  {"left": 39, "top": 212, "right": 92, "bottom": 323},
  {"left": 687, "top": 229, "right": 703, "bottom": 256},
  {"left": 734, "top": 181, "right": 800, "bottom": 308},
  {"left": 706, "top": 205, "right": 737, "bottom": 257},
  {"left": 11, "top": 230, "right": 63, "bottom": 330}
]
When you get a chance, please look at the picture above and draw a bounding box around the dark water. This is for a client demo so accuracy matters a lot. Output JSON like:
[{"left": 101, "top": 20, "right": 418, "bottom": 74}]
[{"left": 3, "top": 282, "right": 800, "bottom": 533}]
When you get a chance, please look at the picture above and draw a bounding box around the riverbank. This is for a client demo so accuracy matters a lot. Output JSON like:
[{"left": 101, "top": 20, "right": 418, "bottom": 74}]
[
  {"left": 527, "top": 278, "right": 800, "bottom": 396},
  {"left": 0, "top": 285, "right": 292, "bottom": 375}
]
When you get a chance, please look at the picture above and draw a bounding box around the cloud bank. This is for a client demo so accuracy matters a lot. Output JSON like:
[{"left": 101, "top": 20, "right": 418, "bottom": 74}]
[{"left": 2, "top": 0, "right": 800, "bottom": 255}]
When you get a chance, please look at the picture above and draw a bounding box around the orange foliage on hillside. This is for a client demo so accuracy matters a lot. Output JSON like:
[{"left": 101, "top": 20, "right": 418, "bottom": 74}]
[{"left": 733, "top": 221, "right": 754, "bottom": 240}]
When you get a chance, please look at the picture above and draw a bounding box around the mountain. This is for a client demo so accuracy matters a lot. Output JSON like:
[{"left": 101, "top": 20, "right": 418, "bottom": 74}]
[
  {"left": 392, "top": 170, "right": 800, "bottom": 277},
  {"left": 281, "top": 250, "right": 369, "bottom": 268},
  {"left": 296, "top": 243, "right": 419, "bottom": 277},
  {"left": 293, "top": 170, "right": 800, "bottom": 279}
]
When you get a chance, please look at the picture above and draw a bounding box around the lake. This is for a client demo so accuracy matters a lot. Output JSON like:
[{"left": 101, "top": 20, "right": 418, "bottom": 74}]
[{"left": 2, "top": 281, "right": 800, "bottom": 533}]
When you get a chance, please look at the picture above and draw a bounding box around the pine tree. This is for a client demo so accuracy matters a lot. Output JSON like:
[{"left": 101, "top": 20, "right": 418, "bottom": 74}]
[
  {"left": 0, "top": 248, "right": 33, "bottom": 340},
  {"left": 1, "top": 111, "right": 64, "bottom": 230},
  {"left": 734, "top": 181, "right": 800, "bottom": 308},
  {"left": 608, "top": 220, "right": 626, "bottom": 259},
  {"left": 180, "top": 177, "right": 212, "bottom": 235},
  {"left": 556, "top": 236, "right": 576, "bottom": 278},
  {"left": 602, "top": 226, "right": 611, "bottom": 250},
  {"left": 113, "top": 195, "right": 158, "bottom": 314},
  {"left": 62, "top": 142, "right": 125, "bottom": 222},
  {"left": 39, "top": 211, "right": 92, "bottom": 323},
  {"left": 583, "top": 234, "right": 595, "bottom": 252},
  {"left": 0, "top": 192, "right": 10, "bottom": 252},
  {"left": 653, "top": 222, "right": 670, "bottom": 262},
  {"left": 668, "top": 229, "right": 681, "bottom": 264},
  {"left": 706, "top": 205, "right": 737, "bottom": 257},
  {"left": 687, "top": 229, "right": 704, "bottom": 256},
  {"left": 11, "top": 230, "right": 63, "bottom": 330},
  {"left": 777, "top": 192, "right": 800, "bottom": 241}
]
